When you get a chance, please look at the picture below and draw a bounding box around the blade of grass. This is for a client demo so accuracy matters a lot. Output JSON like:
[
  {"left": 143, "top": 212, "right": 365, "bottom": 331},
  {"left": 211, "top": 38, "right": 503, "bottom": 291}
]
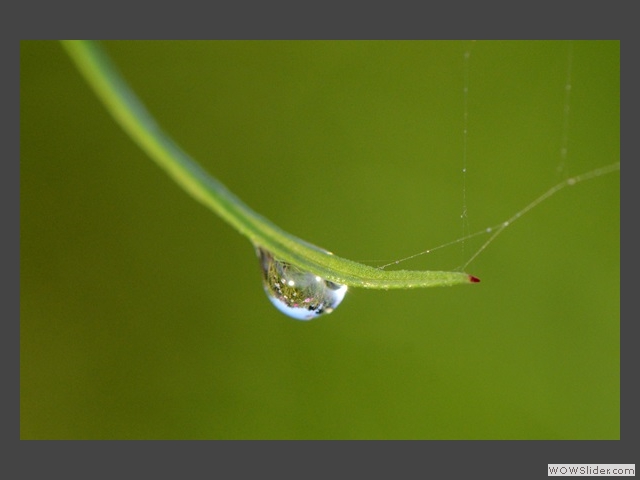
[{"left": 60, "top": 40, "right": 477, "bottom": 289}]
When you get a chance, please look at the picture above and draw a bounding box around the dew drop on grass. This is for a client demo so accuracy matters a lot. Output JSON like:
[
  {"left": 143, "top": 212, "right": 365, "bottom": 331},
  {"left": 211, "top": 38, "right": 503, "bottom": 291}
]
[{"left": 256, "top": 247, "right": 348, "bottom": 321}]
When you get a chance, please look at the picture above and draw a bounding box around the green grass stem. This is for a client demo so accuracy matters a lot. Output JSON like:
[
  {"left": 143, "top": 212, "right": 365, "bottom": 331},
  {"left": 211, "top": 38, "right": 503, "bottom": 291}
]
[{"left": 60, "top": 40, "right": 476, "bottom": 289}]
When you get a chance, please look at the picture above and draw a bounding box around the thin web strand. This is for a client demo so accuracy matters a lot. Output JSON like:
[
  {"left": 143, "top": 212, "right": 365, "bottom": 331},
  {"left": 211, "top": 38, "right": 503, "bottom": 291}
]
[
  {"left": 461, "top": 162, "right": 620, "bottom": 269},
  {"left": 378, "top": 162, "right": 619, "bottom": 271},
  {"left": 460, "top": 42, "right": 474, "bottom": 264},
  {"left": 557, "top": 41, "right": 574, "bottom": 177}
]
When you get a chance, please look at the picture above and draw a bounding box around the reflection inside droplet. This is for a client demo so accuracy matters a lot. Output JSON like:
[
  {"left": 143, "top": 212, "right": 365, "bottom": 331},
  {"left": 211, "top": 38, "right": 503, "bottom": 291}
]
[{"left": 256, "top": 247, "right": 348, "bottom": 321}]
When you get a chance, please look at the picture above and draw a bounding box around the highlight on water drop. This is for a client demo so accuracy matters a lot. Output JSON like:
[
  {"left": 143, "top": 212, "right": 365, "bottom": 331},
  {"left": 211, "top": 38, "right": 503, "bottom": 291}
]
[{"left": 256, "top": 247, "right": 348, "bottom": 321}]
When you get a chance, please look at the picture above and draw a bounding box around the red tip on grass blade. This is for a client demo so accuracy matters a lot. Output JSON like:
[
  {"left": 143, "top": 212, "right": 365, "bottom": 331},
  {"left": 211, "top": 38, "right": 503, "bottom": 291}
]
[{"left": 469, "top": 275, "right": 481, "bottom": 283}]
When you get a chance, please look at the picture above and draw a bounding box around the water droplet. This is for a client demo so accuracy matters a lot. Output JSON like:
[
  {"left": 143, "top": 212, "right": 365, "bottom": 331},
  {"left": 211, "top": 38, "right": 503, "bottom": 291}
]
[{"left": 256, "top": 247, "right": 348, "bottom": 321}]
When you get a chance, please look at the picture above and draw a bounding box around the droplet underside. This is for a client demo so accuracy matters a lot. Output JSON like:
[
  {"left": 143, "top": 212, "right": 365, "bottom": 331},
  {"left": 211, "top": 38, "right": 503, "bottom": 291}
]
[{"left": 256, "top": 247, "right": 348, "bottom": 321}]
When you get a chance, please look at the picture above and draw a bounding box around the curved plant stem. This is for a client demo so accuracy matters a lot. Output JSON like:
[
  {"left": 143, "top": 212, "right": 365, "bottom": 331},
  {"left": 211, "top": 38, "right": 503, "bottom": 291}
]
[{"left": 60, "top": 40, "right": 477, "bottom": 289}]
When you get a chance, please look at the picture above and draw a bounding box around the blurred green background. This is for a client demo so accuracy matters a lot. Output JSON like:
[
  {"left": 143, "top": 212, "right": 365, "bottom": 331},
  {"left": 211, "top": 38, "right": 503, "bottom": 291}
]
[{"left": 20, "top": 40, "right": 619, "bottom": 439}]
